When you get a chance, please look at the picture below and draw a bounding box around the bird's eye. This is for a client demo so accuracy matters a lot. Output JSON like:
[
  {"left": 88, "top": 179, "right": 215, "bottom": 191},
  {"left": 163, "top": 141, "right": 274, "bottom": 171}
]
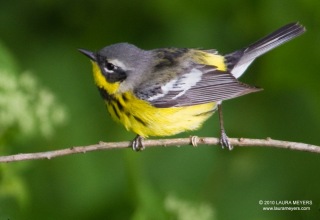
[{"left": 106, "top": 62, "right": 115, "bottom": 71}]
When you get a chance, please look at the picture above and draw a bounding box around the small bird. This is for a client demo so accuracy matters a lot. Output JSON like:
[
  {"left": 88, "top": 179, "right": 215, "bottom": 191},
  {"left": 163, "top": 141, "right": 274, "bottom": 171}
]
[{"left": 79, "top": 22, "right": 305, "bottom": 151}]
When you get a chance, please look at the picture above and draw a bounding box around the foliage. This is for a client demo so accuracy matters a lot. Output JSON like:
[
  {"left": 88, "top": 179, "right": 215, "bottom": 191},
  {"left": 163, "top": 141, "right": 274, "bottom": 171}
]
[{"left": 0, "top": 42, "right": 67, "bottom": 218}]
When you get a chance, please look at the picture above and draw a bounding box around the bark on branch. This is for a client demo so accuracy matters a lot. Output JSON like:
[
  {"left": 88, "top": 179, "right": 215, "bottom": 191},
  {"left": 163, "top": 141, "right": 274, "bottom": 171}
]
[{"left": 0, "top": 137, "right": 319, "bottom": 163}]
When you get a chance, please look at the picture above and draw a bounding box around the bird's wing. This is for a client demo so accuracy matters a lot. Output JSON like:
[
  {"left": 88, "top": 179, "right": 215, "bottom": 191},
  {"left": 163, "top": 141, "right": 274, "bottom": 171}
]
[{"left": 135, "top": 63, "right": 261, "bottom": 108}]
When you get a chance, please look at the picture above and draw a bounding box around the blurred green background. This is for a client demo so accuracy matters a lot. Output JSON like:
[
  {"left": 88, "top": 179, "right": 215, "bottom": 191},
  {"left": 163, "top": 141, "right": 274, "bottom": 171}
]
[{"left": 0, "top": 0, "right": 319, "bottom": 219}]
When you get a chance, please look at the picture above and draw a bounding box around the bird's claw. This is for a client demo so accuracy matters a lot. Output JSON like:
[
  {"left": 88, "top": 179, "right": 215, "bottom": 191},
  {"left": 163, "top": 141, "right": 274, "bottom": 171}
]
[
  {"left": 190, "top": 136, "right": 199, "bottom": 147},
  {"left": 132, "top": 135, "right": 145, "bottom": 151},
  {"left": 220, "top": 131, "right": 233, "bottom": 150}
]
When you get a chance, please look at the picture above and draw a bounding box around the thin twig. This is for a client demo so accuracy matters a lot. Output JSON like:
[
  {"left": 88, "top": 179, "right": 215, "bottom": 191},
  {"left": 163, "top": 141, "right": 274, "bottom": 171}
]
[{"left": 0, "top": 137, "right": 319, "bottom": 163}]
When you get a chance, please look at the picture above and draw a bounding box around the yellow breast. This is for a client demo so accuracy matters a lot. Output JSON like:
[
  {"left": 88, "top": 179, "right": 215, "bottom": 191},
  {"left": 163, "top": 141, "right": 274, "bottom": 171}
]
[{"left": 108, "top": 92, "right": 216, "bottom": 137}]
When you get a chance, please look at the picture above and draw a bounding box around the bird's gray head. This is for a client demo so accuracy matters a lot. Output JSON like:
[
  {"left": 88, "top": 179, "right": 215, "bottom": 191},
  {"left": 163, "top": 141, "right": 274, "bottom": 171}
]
[{"left": 79, "top": 43, "right": 151, "bottom": 91}]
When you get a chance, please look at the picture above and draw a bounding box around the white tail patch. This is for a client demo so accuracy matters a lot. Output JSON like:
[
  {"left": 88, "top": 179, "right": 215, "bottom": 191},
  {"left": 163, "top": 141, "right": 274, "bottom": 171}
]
[{"left": 231, "top": 60, "right": 254, "bottom": 79}]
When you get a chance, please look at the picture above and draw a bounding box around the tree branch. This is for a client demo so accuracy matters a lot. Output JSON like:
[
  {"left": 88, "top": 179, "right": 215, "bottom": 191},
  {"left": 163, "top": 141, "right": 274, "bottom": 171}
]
[{"left": 0, "top": 137, "right": 319, "bottom": 163}]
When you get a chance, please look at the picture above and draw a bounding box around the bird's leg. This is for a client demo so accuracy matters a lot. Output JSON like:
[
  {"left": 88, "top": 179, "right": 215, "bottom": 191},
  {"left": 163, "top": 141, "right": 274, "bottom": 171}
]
[
  {"left": 218, "top": 104, "right": 233, "bottom": 150},
  {"left": 132, "top": 135, "right": 145, "bottom": 151}
]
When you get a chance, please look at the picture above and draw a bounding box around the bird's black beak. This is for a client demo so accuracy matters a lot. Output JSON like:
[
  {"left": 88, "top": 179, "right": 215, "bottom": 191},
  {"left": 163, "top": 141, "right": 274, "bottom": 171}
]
[{"left": 78, "top": 49, "right": 96, "bottom": 61}]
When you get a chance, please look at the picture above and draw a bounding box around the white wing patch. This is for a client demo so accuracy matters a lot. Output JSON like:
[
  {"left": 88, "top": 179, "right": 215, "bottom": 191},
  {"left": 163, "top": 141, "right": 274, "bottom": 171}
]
[
  {"left": 147, "top": 68, "right": 203, "bottom": 101},
  {"left": 171, "top": 68, "right": 203, "bottom": 99}
]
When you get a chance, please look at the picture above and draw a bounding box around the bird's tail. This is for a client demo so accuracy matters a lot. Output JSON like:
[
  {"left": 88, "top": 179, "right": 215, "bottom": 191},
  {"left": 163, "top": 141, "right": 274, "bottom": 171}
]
[{"left": 226, "top": 22, "right": 306, "bottom": 78}]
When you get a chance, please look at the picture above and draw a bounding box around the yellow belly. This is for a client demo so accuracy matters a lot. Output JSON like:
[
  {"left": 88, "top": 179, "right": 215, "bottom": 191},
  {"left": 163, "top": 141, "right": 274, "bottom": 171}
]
[{"left": 106, "top": 92, "right": 217, "bottom": 138}]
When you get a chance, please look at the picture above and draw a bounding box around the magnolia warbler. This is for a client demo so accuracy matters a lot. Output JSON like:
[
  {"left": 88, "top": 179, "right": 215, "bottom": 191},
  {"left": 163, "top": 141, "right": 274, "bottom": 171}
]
[{"left": 79, "top": 22, "right": 305, "bottom": 151}]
